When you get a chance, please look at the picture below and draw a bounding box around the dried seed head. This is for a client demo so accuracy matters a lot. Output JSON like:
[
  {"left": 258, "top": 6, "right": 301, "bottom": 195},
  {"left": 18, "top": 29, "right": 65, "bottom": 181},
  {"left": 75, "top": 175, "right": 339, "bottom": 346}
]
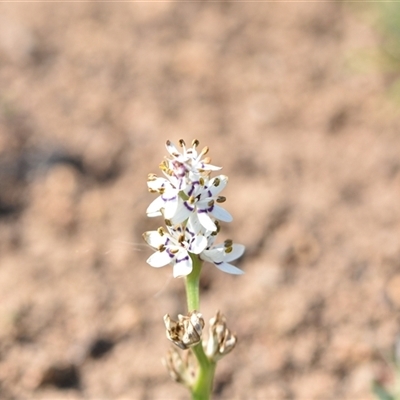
[
  {"left": 203, "top": 310, "right": 237, "bottom": 362},
  {"left": 164, "top": 311, "right": 205, "bottom": 350},
  {"left": 162, "top": 347, "right": 197, "bottom": 387}
]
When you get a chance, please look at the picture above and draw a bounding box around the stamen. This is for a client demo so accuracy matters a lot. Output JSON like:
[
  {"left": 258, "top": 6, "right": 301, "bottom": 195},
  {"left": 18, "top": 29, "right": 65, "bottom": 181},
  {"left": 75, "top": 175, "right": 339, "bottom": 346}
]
[
  {"left": 170, "top": 248, "right": 179, "bottom": 254},
  {"left": 178, "top": 234, "right": 185, "bottom": 243},
  {"left": 225, "top": 246, "right": 233, "bottom": 254},
  {"left": 208, "top": 200, "right": 215, "bottom": 207},
  {"left": 158, "top": 244, "right": 166, "bottom": 252},
  {"left": 224, "top": 239, "right": 233, "bottom": 247},
  {"left": 188, "top": 196, "right": 196, "bottom": 205},
  {"left": 165, "top": 219, "right": 172, "bottom": 226},
  {"left": 157, "top": 227, "right": 165, "bottom": 235},
  {"left": 216, "top": 196, "right": 226, "bottom": 203},
  {"left": 147, "top": 173, "right": 157, "bottom": 181},
  {"left": 179, "top": 139, "right": 186, "bottom": 147},
  {"left": 213, "top": 178, "right": 221, "bottom": 187},
  {"left": 200, "top": 146, "right": 209, "bottom": 156},
  {"left": 192, "top": 139, "right": 199, "bottom": 148},
  {"left": 199, "top": 177, "right": 205, "bottom": 186},
  {"left": 203, "top": 156, "right": 211, "bottom": 164}
]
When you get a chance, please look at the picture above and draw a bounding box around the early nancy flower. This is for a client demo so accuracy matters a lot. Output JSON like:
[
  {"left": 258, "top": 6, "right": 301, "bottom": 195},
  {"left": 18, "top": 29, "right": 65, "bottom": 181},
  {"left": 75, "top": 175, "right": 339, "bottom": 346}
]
[
  {"left": 143, "top": 222, "right": 208, "bottom": 278},
  {"left": 144, "top": 139, "right": 244, "bottom": 398},
  {"left": 201, "top": 239, "right": 245, "bottom": 275}
]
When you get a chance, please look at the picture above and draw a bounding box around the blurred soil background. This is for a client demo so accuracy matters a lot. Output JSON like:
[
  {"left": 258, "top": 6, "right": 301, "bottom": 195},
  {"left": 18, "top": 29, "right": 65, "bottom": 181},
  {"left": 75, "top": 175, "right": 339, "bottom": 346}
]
[{"left": 0, "top": 2, "right": 400, "bottom": 399}]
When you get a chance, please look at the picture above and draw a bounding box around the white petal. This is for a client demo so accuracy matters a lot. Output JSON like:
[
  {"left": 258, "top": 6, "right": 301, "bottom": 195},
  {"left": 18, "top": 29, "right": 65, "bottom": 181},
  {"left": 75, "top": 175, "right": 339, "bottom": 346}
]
[
  {"left": 224, "top": 244, "right": 245, "bottom": 262},
  {"left": 187, "top": 214, "right": 204, "bottom": 235},
  {"left": 209, "top": 205, "right": 232, "bottom": 223},
  {"left": 147, "top": 177, "right": 169, "bottom": 191},
  {"left": 143, "top": 231, "right": 165, "bottom": 248},
  {"left": 163, "top": 197, "right": 180, "bottom": 219},
  {"left": 146, "top": 196, "right": 164, "bottom": 217},
  {"left": 201, "top": 247, "right": 224, "bottom": 263},
  {"left": 147, "top": 251, "right": 172, "bottom": 267},
  {"left": 173, "top": 252, "right": 193, "bottom": 277},
  {"left": 197, "top": 163, "right": 221, "bottom": 171},
  {"left": 165, "top": 140, "right": 181, "bottom": 157},
  {"left": 214, "top": 261, "right": 244, "bottom": 275},
  {"left": 197, "top": 211, "right": 217, "bottom": 232},
  {"left": 208, "top": 175, "right": 228, "bottom": 197},
  {"left": 190, "top": 235, "right": 208, "bottom": 254},
  {"left": 171, "top": 200, "right": 193, "bottom": 224}
]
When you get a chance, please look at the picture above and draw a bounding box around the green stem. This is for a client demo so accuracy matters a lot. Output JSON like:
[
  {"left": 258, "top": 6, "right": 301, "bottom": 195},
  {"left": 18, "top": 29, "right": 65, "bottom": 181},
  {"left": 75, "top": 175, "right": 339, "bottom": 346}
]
[{"left": 185, "top": 255, "right": 216, "bottom": 400}]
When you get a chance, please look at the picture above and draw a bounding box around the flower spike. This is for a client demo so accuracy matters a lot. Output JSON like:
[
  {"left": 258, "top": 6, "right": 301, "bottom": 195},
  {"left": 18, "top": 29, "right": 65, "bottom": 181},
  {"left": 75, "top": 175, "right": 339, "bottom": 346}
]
[{"left": 144, "top": 139, "right": 245, "bottom": 277}]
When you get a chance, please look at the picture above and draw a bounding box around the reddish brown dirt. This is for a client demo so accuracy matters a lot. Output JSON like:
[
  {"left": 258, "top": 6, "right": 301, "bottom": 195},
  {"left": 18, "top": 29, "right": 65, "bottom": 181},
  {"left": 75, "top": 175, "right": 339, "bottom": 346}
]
[{"left": 0, "top": 3, "right": 399, "bottom": 399}]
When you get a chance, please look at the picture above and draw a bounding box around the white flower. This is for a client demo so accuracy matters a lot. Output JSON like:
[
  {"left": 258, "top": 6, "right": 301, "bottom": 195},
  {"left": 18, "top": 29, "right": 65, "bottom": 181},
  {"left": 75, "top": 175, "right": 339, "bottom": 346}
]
[
  {"left": 201, "top": 239, "right": 245, "bottom": 275},
  {"left": 165, "top": 139, "right": 221, "bottom": 179},
  {"left": 146, "top": 175, "right": 182, "bottom": 219},
  {"left": 143, "top": 224, "right": 207, "bottom": 278},
  {"left": 172, "top": 175, "right": 232, "bottom": 232}
]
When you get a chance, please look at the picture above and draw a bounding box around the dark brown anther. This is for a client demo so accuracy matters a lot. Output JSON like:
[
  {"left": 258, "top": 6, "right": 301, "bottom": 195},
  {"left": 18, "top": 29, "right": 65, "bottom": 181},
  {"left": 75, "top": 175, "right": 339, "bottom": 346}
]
[
  {"left": 158, "top": 244, "right": 166, "bottom": 252},
  {"left": 224, "top": 239, "right": 233, "bottom": 247},
  {"left": 225, "top": 246, "right": 233, "bottom": 254},
  {"left": 165, "top": 219, "right": 172, "bottom": 227},
  {"left": 157, "top": 227, "right": 165, "bottom": 235},
  {"left": 178, "top": 234, "right": 185, "bottom": 243},
  {"left": 179, "top": 139, "right": 186, "bottom": 147},
  {"left": 213, "top": 178, "right": 221, "bottom": 187},
  {"left": 216, "top": 196, "right": 226, "bottom": 203},
  {"left": 192, "top": 139, "right": 199, "bottom": 148},
  {"left": 188, "top": 196, "right": 195, "bottom": 205},
  {"left": 208, "top": 200, "right": 215, "bottom": 207}
]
